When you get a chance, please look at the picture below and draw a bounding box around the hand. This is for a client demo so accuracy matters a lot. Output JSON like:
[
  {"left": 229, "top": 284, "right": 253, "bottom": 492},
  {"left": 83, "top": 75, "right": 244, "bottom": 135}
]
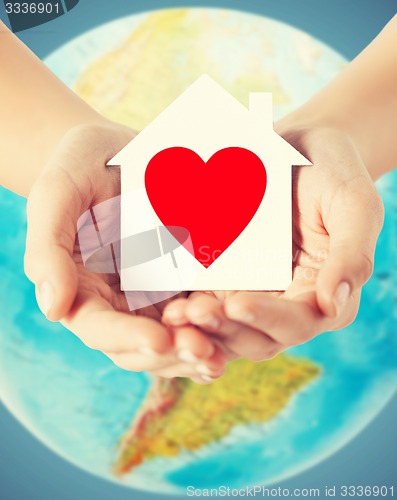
[
  {"left": 163, "top": 125, "right": 385, "bottom": 362},
  {"left": 24, "top": 122, "right": 227, "bottom": 383}
]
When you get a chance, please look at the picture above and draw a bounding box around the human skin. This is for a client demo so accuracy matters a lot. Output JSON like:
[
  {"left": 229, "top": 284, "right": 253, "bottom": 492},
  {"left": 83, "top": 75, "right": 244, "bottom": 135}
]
[
  {"left": 0, "top": 20, "right": 226, "bottom": 384},
  {"left": 163, "top": 127, "right": 385, "bottom": 361},
  {"left": 163, "top": 16, "right": 397, "bottom": 362},
  {"left": 0, "top": 17, "right": 395, "bottom": 381}
]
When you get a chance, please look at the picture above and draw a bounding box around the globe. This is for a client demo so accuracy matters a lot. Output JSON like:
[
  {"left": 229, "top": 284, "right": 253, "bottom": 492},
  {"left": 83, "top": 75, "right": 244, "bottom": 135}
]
[{"left": 0, "top": 8, "right": 396, "bottom": 495}]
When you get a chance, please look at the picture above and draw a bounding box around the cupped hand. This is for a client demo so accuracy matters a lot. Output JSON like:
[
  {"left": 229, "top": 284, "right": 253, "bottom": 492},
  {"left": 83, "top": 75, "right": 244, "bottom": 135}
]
[
  {"left": 24, "top": 122, "right": 227, "bottom": 383},
  {"left": 163, "top": 125, "right": 385, "bottom": 362}
]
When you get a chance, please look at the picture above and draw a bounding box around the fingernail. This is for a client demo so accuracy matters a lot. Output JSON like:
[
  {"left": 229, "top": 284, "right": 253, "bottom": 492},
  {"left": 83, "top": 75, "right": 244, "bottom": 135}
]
[
  {"left": 201, "top": 374, "right": 217, "bottom": 383},
  {"left": 334, "top": 281, "right": 350, "bottom": 316},
  {"left": 178, "top": 349, "right": 200, "bottom": 363},
  {"left": 36, "top": 282, "right": 54, "bottom": 316},
  {"left": 138, "top": 346, "right": 159, "bottom": 357},
  {"left": 196, "top": 363, "right": 213, "bottom": 376}
]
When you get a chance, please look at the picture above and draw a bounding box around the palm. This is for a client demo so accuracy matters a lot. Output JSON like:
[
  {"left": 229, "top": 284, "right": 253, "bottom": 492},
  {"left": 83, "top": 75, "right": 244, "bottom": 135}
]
[
  {"left": 69, "top": 160, "right": 182, "bottom": 323},
  {"left": 210, "top": 129, "right": 365, "bottom": 316},
  {"left": 171, "top": 127, "right": 379, "bottom": 363},
  {"left": 26, "top": 123, "right": 383, "bottom": 377},
  {"left": 71, "top": 251, "right": 180, "bottom": 322},
  {"left": 207, "top": 163, "right": 328, "bottom": 307}
]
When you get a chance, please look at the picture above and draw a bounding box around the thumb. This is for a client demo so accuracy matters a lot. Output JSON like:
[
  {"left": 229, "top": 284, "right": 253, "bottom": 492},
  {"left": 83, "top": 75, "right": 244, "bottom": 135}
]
[
  {"left": 316, "top": 180, "right": 384, "bottom": 318},
  {"left": 24, "top": 172, "right": 80, "bottom": 321}
]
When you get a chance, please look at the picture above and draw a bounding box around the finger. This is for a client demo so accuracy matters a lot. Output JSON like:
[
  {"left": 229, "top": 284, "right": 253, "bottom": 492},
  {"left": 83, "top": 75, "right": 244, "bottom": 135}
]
[
  {"left": 185, "top": 293, "right": 279, "bottom": 361},
  {"left": 61, "top": 290, "right": 173, "bottom": 355},
  {"left": 162, "top": 292, "right": 216, "bottom": 326},
  {"left": 221, "top": 329, "right": 283, "bottom": 362},
  {"left": 289, "top": 266, "right": 361, "bottom": 331},
  {"left": 149, "top": 371, "right": 220, "bottom": 385},
  {"left": 108, "top": 325, "right": 219, "bottom": 374},
  {"left": 224, "top": 292, "right": 330, "bottom": 347},
  {"left": 184, "top": 292, "right": 225, "bottom": 330},
  {"left": 195, "top": 345, "right": 228, "bottom": 378},
  {"left": 150, "top": 345, "right": 227, "bottom": 383},
  {"left": 162, "top": 297, "right": 191, "bottom": 326},
  {"left": 163, "top": 296, "right": 240, "bottom": 361},
  {"left": 152, "top": 291, "right": 188, "bottom": 315},
  {"left": 25, "top": 171, "right": 81, "bottom": 321},
  {"left": 173, "top": 325, "right": 216, "bottom": 363},
  {"left": 106, "top": 351, "right": 177, "bottom": 372},
  {"left": 317, "top": 177, "right": 384, "bottom": 317},
  {"left": 209, "top": 336, "right": 240, "bottom": 361},
  {"left": 158, "top": 345, "right": 227, "bottom": 379},
  {"left": 189, "top": 376, "right": 218, "bottom": 385}
]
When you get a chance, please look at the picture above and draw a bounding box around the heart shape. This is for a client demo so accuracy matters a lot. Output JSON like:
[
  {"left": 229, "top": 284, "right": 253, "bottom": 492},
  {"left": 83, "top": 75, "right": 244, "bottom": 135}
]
[{"left": 145, "top": 147, "right": 267, "bottom": 268}]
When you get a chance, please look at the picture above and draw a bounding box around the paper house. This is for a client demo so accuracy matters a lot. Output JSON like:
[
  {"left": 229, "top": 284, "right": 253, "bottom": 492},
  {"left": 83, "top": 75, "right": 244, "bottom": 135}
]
[{"left": 108, "top": 75, "right": 310, "bottom": 291}]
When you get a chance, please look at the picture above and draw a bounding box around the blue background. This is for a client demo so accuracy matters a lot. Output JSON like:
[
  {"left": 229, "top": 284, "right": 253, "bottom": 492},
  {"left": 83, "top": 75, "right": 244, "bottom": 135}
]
[{"left": 0, "top": 1, "right": 396, "bottom": 498}]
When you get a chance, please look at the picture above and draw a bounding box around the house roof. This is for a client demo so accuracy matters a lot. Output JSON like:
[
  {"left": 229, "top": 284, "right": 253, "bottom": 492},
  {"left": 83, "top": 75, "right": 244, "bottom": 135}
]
[{"left": 108, "top": 75, "right": 310, "bottom": 167}]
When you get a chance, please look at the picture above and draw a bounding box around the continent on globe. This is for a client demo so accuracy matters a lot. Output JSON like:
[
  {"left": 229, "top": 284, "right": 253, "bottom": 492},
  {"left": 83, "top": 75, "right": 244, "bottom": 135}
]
[
  {"left": 113, "top": 356, "right": 320, "bottom": 475},
  {"left": 1, "top": 7, "right": 395, "bottom": 495},
  {"left": 74, "top": 9, "right": 291, "bottom": 132}
]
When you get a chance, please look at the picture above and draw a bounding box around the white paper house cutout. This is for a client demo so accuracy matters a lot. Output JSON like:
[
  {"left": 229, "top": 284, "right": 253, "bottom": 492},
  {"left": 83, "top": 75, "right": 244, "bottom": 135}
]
[{"left": 108, "top": 75, "right": 310, "bottom": 291}]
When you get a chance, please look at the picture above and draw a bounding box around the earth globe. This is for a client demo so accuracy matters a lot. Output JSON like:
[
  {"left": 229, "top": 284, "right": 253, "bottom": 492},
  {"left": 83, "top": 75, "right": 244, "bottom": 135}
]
[{"left": 0, "top": 8, "right": 396, "bottom": 495}]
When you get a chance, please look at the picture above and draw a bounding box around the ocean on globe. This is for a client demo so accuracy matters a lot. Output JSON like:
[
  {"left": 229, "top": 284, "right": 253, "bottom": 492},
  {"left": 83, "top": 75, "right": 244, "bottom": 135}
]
[{"left": 0, "top": 8, "right": 396, "bottom": 495}]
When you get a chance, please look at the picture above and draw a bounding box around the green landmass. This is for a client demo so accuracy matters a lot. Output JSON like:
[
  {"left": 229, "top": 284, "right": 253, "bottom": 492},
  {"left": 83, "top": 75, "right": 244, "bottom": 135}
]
[
  {"left": 114, "top": 355, "right": 319, "bottom": 475},
  {"left": 74, "top": 8, "right": 290, "bottom": 132},
  {"left": 72, "top": 9, "right": 320, "bottom": 477}
]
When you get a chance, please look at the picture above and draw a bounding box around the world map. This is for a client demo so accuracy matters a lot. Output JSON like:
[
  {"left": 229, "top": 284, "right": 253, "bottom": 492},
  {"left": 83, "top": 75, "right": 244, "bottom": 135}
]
[{"left": 0, "top": 8, "right": 396, "bottom": 495}]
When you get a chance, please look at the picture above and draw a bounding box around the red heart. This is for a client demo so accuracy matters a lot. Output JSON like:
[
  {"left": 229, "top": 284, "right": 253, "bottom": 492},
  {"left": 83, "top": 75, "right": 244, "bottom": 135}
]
[{"left": 145, "top": 147, "right": 267, "bottom": 268}]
